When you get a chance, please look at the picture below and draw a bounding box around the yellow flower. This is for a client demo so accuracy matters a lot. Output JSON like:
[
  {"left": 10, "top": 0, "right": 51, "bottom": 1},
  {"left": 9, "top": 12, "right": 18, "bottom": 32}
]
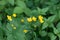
[
  {"left": 21, "top": 19, "right": 24, "bottom": 22},
  {"left": 39, "top": 19, "right": 44, "bottom": 23},
  {"left": 38, "top": 15, "right": 44, "bottom": 23},
  {"left": 12, "top": 13, "right": 17, "bottom": 17},
  {"left": 38, "top": 15, "right": 43, "bottom": 20},
  {"left": 23, "top": 30, "right": 28, "bottom": 33},
  {"left": 7, "top": 15, "right": 12, "bottom": 21},
  {"left": 13, "top": 27, "right": 16, "bottom": 30},
  {"left": 27, "top": 17, "right": 32, "bottom": 22},
  {"left": 32, "top": 16, "right": 37, "bottom": 21}
]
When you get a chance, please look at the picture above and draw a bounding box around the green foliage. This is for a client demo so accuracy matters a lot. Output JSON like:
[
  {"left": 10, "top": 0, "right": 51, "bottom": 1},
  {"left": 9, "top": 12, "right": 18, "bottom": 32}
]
[
  {"left": 13, "top": 7, "right": 24, "bottom": 14},
  {"left": 7, "top": 0, "right": 14, "bottom": 5},
  {"left": 0, "top": 0, "right": 60, "bottom": 40}
]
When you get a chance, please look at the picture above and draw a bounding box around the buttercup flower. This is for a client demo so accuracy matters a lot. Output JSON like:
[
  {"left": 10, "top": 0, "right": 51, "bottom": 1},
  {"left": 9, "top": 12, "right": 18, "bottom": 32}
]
[
  {"left": 39, "top": 19, "right": 44, "bottom": 23},
  {"left": 7, "top": 15, "right": 12, "bottom": 21},
  {"left": 38, "top": 15, "right": 44, "bottom": 23},
  {"left": 38, "top": 15, "right": 43, "bottom": 20},
  {"left": 27, "top": 17, "right": 32, "bottom": 22},
  {"left": 21, "top": 19, "right": 24, "bottom": 22},
  {"left": 23, "top": 30, "right": 28, "bottom": 33},
  {"left": 13, "top": 13, "right": 17, "bottom": 17},
  {"left": 32, "top": 16, "right": 37, "bottom": 21}
]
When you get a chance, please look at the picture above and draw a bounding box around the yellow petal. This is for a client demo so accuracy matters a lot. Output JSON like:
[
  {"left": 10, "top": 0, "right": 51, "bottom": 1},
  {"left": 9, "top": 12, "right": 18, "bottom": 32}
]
[
  {"left": 27, "top": 17, "right": 32, "bottom": 22},
  {"left": 23, "top": 30, "right": 28, "bottom": 33},
  {"left": 39, "top": 20, "right": 44, "bottom": 23},
  {"left": 32, "top": 16, "right": 37, "bottom": 21},
  {"left": 9, "top": 18, "right": 12, "bottom": 21},
  {"left": 7, "top": 15, "right": 12, "bottom": 21},
  {"left": 13, "top": 13, "right": 17, "bottom": 17},
  {"left": 38, "top": 15, "right": 43, "bottom": 20}
]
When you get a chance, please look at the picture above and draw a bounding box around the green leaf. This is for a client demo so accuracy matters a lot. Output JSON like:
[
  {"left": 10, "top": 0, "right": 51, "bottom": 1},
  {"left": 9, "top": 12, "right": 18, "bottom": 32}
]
[
  {"left": 54, "top": 22, "right": 60, "bottom": 38},
  {"left": 16, "top": 0, "right": 26, "bottom": 8},
  {"left": 31, "top": 9, "right": 39, "bottom": 16},
  {"left": 7, "top": 0, "right": 14, "bottom": 5},
  {"left": 56, "top": 22, "right": 60, "bottom": 31},
  {"left": 51, "top": 0, "right": 59, "bottom": 4},
  {"left": 53, "top": 27, "right": 59, "bottom": 34},
  {"left": 42, "top": 21, "right": 49, "bottom": 30},
  {"left": 59, "top": 11, "right": 60, "bottom": 19},
  {"left": 24, "top": 8, "right": 32, "bottom": 16},
  {"left": 0, "top": 21, "right": 1, "bottom": 26},
  {"left": 7, "top": 34, "right": 15, "bottom": 40},
  {"left": 42, "top": 15, "right": 56, "bottom": 30},
  {"left": 48, "top": 33, "right": 56, "bottom": 40},
  {"left": 41, "top": 7, "right": 49, "bottom": 13},
  {"left": 0, "top": 29, "right": 3, "bottom": 40},
  {"left": 6, "top": 23, "right": 12, "bottom": 32},
  {"left": 0, "top": 14, "right": 2, "bottom": 20},
  {"left": 37, "top": 7, "right": 49, "bottom": 15},
  {"left": 0, "top": 0, "right": 6, "bottom": 10},
  {"left": 52, "top": 25, "right": 60, "bottom": 38},
  {"left": 13, "top": 7, "right": 24, "bottom": 14},
  {"left": 47, "top": 15, "right": 56, "bottom": 23},
  {"left": 0, "top": 0, "right": 6, "bottom": 6},
  {"left": 39, "top": 31, "right": 47, "bottom": 37}
]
